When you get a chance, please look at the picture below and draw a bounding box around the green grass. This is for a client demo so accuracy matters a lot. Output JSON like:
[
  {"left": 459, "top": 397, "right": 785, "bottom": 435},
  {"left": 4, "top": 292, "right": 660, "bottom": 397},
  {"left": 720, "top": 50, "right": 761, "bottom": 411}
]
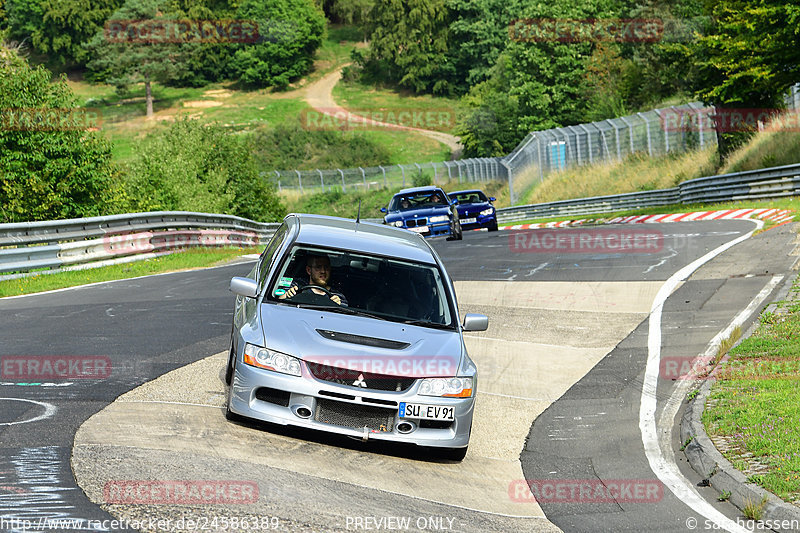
[
  {"left": 702, "top": 273, "right": 800, "bottom": 503},
  {"left": 333, "top": 79, "right": 464, "bottom": 134},
  {"left": 0, "top": 247, "right": 258, "bottom": 297}
]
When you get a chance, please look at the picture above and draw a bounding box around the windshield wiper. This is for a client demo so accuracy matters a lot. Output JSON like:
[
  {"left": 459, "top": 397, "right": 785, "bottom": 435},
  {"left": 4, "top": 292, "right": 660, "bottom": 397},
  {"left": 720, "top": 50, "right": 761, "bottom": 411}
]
[
  {"left": 295, "top": 304, "right": 389, "bottom": 321},
  {"left": 399, "top": 319, "right": 454, "bottom": 330}
]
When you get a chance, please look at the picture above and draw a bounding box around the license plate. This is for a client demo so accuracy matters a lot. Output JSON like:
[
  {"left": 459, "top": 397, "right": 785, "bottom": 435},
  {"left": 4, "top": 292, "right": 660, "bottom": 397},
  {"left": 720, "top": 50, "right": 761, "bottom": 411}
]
[
  {"left": 399, "top": 403, "right": 455, "bottom": 421},
  {"left": 408, "top": 226, "right": 428, "bottom": 233},
  {"left": 460, "top": 217, "right": 476, "bottom": 224}
]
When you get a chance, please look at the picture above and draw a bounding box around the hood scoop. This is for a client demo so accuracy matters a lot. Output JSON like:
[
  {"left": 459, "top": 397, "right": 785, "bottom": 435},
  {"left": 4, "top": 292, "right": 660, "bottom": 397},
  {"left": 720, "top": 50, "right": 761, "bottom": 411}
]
[{"left": 316, "top": 329, "right": 410, "bottom": 350}]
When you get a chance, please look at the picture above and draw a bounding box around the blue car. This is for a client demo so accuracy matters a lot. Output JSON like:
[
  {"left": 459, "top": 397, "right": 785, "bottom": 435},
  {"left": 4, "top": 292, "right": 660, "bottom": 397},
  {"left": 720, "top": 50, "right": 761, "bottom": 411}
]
[
  {"left": 381, "top": 186, "right": 463, "bottom": 240},
  {"left": 447, "top": 189, "right": 498, "bottom": 231}
]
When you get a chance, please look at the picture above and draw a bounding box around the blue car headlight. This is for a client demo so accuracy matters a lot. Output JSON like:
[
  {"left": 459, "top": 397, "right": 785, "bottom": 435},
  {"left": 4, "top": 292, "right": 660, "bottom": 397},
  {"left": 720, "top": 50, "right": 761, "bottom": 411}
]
[
  {"left": 480, "top": 208, "right": 494, "bottom": 216},
  {"left": 429, "top": 215, "right": 449, "bottom": 223}
]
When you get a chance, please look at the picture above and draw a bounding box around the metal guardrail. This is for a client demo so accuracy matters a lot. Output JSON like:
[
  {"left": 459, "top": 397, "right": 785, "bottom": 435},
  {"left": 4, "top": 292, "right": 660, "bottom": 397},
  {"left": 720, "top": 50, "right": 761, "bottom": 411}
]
[
  {"left": 2, "top": 163, "right": 798, "bottom": 277},
  {"left": 496, "top": 163, "right": 800, "bottom": 223},
  {"left": 0, "top": 212, "right": 281, "bottom": 277}
]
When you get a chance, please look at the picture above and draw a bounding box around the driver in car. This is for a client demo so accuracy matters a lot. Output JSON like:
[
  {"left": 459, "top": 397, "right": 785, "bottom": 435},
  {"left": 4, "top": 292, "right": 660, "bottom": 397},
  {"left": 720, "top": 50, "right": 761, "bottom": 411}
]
[{"left": 279, "top": 255, "right": 348, "bottom": 306}]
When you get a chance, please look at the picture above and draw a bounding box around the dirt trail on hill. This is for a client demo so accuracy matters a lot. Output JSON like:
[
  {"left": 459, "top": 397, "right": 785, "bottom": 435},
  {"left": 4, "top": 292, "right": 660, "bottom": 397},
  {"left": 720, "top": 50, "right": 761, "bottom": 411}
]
[{"left": 304, "top": 67, "right": 463, "bottom": 158}]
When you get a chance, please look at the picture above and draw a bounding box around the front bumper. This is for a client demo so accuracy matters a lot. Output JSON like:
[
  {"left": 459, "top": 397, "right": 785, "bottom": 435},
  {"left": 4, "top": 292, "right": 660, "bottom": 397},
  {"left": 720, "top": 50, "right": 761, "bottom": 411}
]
[
  {"left": 405, "top": 222, "right": 451, "bottom": 238},
  {"left": 459, "top": 213, "right": 497, "bottom": 230},
  {"left": 228, "top": 358, "right": 474, "bottom": 448}
]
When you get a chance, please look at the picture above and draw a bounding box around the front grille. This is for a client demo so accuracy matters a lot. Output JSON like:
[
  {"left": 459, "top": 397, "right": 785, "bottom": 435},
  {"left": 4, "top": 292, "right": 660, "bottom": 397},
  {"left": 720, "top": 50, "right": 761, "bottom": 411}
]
[
  {"left": 255, "top": 387, "right": 290, "bottom": 407},
  {"left": 406, "top": 218, "right": 426, "bottom": 228},
  {"left": 307, "top": 363, "right": 416, "bottom": 392},
  {"left": 315, "top": 399, "right": 395, "bottom": 432}
]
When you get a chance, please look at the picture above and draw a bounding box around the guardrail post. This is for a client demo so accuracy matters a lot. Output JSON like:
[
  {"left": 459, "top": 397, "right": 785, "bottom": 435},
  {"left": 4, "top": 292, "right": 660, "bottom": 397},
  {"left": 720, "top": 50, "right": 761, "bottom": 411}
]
[
  {"left": 379, "top": 165, "right": 386, "bottom": 187},
  {"left": 338, "top": 168, "right": 346, "bottom": 191},
  {"left": 296, "top": 170, "right": 303, "bottom": 193}
]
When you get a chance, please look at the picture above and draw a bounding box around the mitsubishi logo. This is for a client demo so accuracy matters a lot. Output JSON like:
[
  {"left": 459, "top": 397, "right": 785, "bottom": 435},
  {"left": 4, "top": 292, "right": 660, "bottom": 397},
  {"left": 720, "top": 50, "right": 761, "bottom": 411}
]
[{"left": 353, "top": 374, "right": 367, "bottom": 388}]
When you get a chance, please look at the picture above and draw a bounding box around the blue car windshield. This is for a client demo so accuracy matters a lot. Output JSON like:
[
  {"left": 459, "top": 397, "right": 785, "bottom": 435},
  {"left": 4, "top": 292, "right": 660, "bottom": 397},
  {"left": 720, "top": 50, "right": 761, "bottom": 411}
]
[
  {"left": 268, "top": 245, "right": 456, "bottom": 328},
  {"left": 449, "top": 191, "right": 488, "bottom": 204},
  {"left": 389, "top": 191, "right": 448, "bottom": 211}
]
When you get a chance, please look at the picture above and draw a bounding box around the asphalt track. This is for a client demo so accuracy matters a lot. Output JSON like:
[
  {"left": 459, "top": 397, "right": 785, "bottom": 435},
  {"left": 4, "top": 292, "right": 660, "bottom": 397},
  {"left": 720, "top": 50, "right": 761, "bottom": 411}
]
[{"left": 0, "top": 220, "right": 797, "bottom": 533}]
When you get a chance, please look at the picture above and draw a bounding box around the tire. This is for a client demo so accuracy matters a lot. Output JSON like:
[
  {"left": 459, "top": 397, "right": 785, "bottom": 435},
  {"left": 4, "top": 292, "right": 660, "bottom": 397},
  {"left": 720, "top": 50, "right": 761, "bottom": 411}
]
[
  {"left": 439, "top": 446, "right": 468, "bottom": 461},
  {"left": 488, "top": 220, "right": 498, "bottom": 232},
  {"left": 224, "top": 336, "right": 235, "bottom": 385},
  {"left": 454, "top": 218, "right": 463, "bottom": 241}
]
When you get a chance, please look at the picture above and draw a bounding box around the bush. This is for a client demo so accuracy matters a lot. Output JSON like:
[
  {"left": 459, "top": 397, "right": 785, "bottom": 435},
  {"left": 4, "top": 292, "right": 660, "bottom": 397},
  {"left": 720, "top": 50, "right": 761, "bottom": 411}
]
[
  {"left": 412, "top": 171, "right": 432, "bottom": 187},
  {"left": 0, "top": 48, "right": 120, "bottom": 222},
  {"left": 123, "top": 118, "right": 285, "bottom": 222}
]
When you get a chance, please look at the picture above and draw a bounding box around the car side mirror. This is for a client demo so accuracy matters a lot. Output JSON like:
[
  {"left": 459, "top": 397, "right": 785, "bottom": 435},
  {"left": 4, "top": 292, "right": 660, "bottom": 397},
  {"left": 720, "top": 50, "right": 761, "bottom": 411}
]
[
  {"left": 462, "top": 313, "right": 488, "bottom": 332},
  {"left": 380, "top": 207, "right": 388, "bottom": 213},
  {"left": 451, "top": 198, "right": 459, "bottom": 205},
  {"left": 489, "top": 197, "right": 496, "bottom": 202},
  {"left": 230, "top": 277, "right": 258, "bottom": 298}
]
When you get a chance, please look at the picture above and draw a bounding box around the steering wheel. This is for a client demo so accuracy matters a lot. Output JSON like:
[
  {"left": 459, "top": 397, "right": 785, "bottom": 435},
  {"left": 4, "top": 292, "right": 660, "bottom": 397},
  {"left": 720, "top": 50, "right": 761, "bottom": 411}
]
[{"left": 297, "top": 284, "right": 334, "bottom": 298}]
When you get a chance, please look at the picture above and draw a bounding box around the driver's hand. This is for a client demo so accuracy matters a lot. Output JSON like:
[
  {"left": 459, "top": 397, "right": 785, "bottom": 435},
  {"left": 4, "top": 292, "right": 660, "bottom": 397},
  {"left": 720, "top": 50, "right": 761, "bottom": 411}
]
[
  {"left": 282, "top": 286, "right": 298, "bottom": 299},
  {"left": 330, "top": 294, "right": 342, "bottom": 305}
]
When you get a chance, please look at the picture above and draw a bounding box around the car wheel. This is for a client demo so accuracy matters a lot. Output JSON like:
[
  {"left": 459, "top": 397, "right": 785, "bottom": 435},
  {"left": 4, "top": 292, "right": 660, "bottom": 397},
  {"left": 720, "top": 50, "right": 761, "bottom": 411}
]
[
  {"left": 224, "top": 335, "right": 235, "bottom": 385},
  {"left": 455, "top": 218, "right": 463, "bottom": 240},
  {"left": 438, "top": 446, "right": 468, "bottom": 461},
  {"left": 488, "top": 220, "right": 498, "bottom": 232}
]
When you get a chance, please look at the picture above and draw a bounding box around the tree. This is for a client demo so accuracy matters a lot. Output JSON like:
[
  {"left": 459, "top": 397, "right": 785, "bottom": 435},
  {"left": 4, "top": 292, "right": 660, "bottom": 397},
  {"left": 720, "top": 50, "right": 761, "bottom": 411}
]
[
  {"left": 0, "top": 47, "right": 120, "bottom": 222},
  {"left": 84, "top": 0, "right": 189, "bottom": 118},
  {"left": 688, "top": 0, "right": 800, "bottom": 156},
  {"left": 231, "top": 0, "right": 326, "bottom": 89},
  {"left": 446, "top": 0, "right": 518, "bottom": 94},
  {"left": 363, "top": 0, "right": 452, "bottom": 94},
  {"left": 125, "top": 118, "right": 286, "bottom": 222}
]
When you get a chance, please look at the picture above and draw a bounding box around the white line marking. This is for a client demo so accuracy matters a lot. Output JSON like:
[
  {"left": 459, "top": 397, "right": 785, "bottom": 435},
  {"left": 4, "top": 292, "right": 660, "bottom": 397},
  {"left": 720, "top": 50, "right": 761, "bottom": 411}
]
[
  {"left": 0, "top": 398, "right": 57, "bottom": 425},
  {"left": 640, "top": 219, "right": 763, "bottom": 533}
]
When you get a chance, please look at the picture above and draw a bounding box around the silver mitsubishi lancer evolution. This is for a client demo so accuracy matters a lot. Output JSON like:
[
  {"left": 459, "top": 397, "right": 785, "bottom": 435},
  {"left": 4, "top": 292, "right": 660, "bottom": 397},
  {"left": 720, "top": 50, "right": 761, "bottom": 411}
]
[{"left": 225, "top": 213, "right": 487, "bottom": 460}]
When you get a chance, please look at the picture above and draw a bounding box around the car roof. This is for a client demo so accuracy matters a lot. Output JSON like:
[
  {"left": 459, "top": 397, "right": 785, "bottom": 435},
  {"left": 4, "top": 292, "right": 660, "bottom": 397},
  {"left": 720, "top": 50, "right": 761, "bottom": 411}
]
[
  {"left": 286, "top": 214, "right": 438, "bottom": 264},
  {"left": 395, "top": 186, "right": 445, "bottom": 196},
  {"left": 448, "top": 189, "right": 483, "bottom": 196}
]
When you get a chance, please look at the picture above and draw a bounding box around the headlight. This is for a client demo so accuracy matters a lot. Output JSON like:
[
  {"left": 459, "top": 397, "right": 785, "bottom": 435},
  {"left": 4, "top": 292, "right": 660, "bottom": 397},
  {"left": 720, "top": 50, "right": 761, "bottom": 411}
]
[
  {"left": 418, "top": 377, "right": 473, "bottom": 397},
  {"left": 429, "top": 215, "right": 449, "bottom": 223},
  {"left": 393, "top": 221, "right": 404, "bottom": 227},
  {"left": 243, "top": 343, "right": 301, "bottom": 376},
  {"left": 480, "top": 208, "right": 494, "bottom": 216}
]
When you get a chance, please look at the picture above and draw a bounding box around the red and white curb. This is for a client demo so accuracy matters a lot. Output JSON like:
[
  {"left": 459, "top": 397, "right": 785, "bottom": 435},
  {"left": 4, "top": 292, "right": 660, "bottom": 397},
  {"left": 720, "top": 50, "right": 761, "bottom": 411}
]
[{"left": 499, "top": 208, "right": 794, "bottom": 231}]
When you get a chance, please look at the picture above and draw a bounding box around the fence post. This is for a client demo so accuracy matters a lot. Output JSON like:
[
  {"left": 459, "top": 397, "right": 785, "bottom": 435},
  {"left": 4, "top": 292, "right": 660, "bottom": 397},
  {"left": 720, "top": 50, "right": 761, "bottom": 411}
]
[
  {"left": 578, "top": 124, "right": 592, "bottom": 164},
  {"left": 317, "top": 169, "right": 323, "bottom": 190},
  {"left": 338, "top": 169, "right": 346, "bottom": 191},
  {"left": 606, "top": 120, "right": 621, "bottom": 161},
  {"left": 359, "top": 167, "right": 366, "bottom": 188},
  {"left": 696, "top": 109, "right": 704, "bottom": 148},
  {"left": 432, "top": 162, "right": 437, "bottom": 184},
  {"left": 654, "top": 109, "right": 669, "bottom": 153},
  {"left": 536, "top": 137, "right": 544, "bottom": 182},
  {"left": 619, "top": 116, "right": 634, "bottom": 156},
  {"left": 274, "top": 170, "right": 281, "bottom": 192},
  {"left": 502, "top": 160, "right": 515, "bottom": 205},
  {"left": 457, "top": 161, "right": 463, "bottom": 182},
  {"left": 379, "top": 165, "right": 386, "bottom": 187},
  {"left": 414, "top": 162, "right": 421, "bottom": 183},
  {"left": 444, "top": 161, "right": 452, "bottom": 181},
  {"left": 638, "top": 112, "right": 652, "bottom": 156},
  {"left": 399, "top": 164, "right": 405, "bottom": 187},
  {"left": 296, "top": 170, "right": 303, "bottom": 193}
]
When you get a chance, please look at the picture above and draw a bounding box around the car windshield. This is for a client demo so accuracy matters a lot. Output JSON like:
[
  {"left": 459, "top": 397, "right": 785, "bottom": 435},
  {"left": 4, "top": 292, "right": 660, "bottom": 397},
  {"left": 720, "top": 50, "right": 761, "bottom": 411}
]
[
  {"left": 389, "top": 191, "right": 448, "bottom": 210},
  {"left": 450, "top": 191, "right": 488, "bottom": 204},
  {"left": 268, "top": 245, "right": 455, "bottom": 328}
]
